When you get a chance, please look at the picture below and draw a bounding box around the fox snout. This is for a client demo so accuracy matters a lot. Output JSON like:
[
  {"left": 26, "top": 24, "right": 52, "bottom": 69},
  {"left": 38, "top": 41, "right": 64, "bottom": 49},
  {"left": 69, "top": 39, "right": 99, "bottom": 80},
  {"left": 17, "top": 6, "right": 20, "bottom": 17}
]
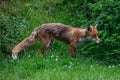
[
  {"left": 91, "top": 37, "right": 100, "bottom": 44},
  {"left": 95, "top": 39, "right": 100, "bottom": 44},
  {"left": 95, "top": 37, "right": 100, "bottom": 44}
]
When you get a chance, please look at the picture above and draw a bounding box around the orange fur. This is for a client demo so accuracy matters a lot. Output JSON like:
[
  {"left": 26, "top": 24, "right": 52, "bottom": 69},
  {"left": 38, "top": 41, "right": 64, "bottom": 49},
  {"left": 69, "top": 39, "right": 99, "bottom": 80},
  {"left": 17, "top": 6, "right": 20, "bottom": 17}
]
[{"left": 12, "top": 23, "right": 100, "bottom": 59}]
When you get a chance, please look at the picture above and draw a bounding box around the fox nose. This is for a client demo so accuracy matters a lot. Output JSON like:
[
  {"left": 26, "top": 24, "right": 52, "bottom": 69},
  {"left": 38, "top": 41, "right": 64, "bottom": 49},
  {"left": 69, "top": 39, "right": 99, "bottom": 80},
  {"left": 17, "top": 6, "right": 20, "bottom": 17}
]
[
  {"left": 96, "top": 40, "right": 100, "bottom": 44},
  {"left": 96, "top": 38, "right": 100, "bottom": 44}
]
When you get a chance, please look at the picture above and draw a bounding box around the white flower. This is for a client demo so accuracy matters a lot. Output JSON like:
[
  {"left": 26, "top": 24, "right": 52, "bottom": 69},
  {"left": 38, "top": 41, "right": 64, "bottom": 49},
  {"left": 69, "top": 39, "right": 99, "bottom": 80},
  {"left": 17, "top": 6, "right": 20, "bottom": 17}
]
[
  {"left": 90, "top": 65, "right": 93, "bottom": 68},
  {"left": 108, "top": 65, "right": 111, "bottom": 68},
  {"left": 51, "top": 55, "right": 54, "bottom": 58},
  {"left": 28, "top": 55, "right": 31, "bottom": 58},
  {"left": 112, "top": 65, "right": 115, "bottom": 68},
  {"left": 55, "top": 58, "right": 58, "bottom": 62},
  {"left": 99, "top": 75, "right": 103, "bottom": 78},
  {"left": 65, "top": 65, "right": 67, "bottom": 67}
]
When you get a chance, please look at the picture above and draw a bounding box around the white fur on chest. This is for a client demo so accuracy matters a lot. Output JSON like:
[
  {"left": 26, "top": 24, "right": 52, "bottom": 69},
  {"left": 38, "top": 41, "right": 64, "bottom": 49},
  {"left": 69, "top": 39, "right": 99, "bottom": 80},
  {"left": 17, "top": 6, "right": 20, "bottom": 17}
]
[
  {"left": 79, "top": 37, "right": 87, "bottom": 43},
  {"left": 75, "top": 36, "right": 91, "bottom": 47},
  {"left": 79, "top": 36, "right": 92, "bottom": 43},
  {"left": 75, "top": 38, "right": 86, "bottom": 47}
]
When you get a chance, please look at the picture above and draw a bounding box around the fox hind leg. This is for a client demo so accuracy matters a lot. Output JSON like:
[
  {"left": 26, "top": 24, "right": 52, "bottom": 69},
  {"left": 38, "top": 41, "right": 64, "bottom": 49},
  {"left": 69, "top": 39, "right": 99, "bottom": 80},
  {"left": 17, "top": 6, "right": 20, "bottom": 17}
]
[
  {"left": 40, "top": 39, "right": 51, "bottom": 53},
  {"left": 39, "top": 34, "right": 52, "bottom": 53},
  {"left": 46, "top": 39, "right": 52, "bottom": 50},
  {"left": 46, "top": 38, "right": 54, "bottom": 50}
]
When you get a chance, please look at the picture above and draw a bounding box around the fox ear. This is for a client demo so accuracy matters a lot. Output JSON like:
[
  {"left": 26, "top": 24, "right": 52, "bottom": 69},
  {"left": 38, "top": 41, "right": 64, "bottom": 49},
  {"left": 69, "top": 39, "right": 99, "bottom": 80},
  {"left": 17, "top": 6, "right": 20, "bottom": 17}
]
[
  {"left": 87, "top": 25, "right": 92, "bottom": 32},
  {"left": 95, "top": 23, "right": 98, "bottom": 28}
]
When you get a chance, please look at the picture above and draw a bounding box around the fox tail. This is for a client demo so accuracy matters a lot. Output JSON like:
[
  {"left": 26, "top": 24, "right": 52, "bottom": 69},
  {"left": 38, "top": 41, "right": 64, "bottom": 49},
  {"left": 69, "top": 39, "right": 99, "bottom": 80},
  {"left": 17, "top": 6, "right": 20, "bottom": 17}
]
[{"left": 12, "top": 29, "right": 38, "bottom": 60}]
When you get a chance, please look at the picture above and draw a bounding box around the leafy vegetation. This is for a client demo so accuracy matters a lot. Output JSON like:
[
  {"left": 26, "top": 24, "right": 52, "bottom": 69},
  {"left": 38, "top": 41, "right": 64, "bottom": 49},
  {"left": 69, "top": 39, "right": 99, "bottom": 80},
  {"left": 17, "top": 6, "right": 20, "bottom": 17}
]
[{"left": 0, "top": 0, "right": 120, "bottom": 80}]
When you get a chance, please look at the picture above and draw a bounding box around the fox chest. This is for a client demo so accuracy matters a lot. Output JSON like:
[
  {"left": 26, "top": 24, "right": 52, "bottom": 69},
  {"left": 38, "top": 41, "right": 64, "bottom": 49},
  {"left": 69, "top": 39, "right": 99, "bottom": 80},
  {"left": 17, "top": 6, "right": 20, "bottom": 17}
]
[
  {"left": 79, "top": 38, "right": 87, "bottom": 43},
  {"left": 75, "top": 38, "right": 87, "bottom": 47}
]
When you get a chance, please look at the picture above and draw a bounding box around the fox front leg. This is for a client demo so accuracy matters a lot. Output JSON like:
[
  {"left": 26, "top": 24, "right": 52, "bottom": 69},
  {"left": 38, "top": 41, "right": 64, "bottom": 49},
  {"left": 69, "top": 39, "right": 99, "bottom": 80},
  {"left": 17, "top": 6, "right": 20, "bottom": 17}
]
[{"left": 69, "top": 44, "right": 76, "bottom": 58}]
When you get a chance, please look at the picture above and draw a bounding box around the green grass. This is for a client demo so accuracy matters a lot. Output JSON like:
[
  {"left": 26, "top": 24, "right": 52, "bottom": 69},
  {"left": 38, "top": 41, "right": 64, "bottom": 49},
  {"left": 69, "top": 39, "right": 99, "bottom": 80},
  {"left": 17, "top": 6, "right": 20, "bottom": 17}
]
[{"left": 0, "top": 48, "right": 120, "bottom": 80}]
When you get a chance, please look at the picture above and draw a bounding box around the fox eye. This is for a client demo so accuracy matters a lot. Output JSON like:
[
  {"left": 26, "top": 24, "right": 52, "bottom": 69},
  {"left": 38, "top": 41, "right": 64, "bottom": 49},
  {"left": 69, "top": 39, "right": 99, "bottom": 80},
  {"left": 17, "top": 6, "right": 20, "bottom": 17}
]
[{"left": 93, "top": 35, "right": 96, "bottom": 37}]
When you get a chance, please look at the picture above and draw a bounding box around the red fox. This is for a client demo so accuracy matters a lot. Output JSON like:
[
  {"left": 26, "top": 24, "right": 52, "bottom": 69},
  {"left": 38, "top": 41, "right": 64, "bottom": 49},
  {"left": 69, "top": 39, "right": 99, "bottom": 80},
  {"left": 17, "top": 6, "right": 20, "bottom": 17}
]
[{"left": 12, "top": 23, "right": 100, "bottom": 60}]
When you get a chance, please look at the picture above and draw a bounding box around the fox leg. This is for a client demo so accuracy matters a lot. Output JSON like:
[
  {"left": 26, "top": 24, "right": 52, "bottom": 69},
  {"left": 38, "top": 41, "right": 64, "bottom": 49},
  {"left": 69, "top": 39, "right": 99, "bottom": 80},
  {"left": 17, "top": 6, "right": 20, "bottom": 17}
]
[
  {"left": 46, "top": 39, "right": 53, "bottom": 50},
  {"left": 39, "top": 33, "right": 52, "bottom": 53},
  {"left": 40, "top": 39, "right": 52, "bottom": 53},
  {"left": 69, "top": 43, "right": 76, "bottom": 58}
]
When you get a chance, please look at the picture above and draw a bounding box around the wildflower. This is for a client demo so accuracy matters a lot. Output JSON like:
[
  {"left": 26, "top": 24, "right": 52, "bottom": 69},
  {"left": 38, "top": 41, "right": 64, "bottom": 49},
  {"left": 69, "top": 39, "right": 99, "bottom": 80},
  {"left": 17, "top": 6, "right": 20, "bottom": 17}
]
[
  {"left": 28, "top": 55, "right": 31, "bottom": 58},
  {"left": 90, "top": 65, "right": 93, "bottom": 68},
  {"left": 99, "top": 75, "right": 103, "bottom": 78},
  {"left": 112, "top": 65, "right": 115, "bottom": 68},
  {"left": 65, "top": 65, "right": 67, "bottom": 67},
  {"left": 108, "top": 65, "right": 111, "bottom": 68},
  {"left": 55, "top": 58, "right": 58, "bottom": 62},
  {"left": 51, "top": 55, "right": 54, "bottom": 58}
]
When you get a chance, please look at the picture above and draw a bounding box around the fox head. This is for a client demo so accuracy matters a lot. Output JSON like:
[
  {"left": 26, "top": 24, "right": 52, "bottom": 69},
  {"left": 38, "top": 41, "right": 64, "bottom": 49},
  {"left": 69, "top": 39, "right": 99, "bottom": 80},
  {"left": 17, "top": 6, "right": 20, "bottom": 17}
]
[{"left": 86, "top": 24, "right": 100, "bottom": 44}]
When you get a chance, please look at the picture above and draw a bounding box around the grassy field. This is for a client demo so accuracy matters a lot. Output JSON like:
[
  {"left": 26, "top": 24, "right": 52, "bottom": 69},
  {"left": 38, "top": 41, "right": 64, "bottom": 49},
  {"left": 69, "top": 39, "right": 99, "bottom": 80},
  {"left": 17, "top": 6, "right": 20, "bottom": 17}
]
[
  {"left": 1, "top": 0, "right": 120, "bottom": 80},
  {"left": 0, "top": 45, "right": 120, "bottom": 80},
  {"left": 0, "top": 55, "right": 120, "bottom": 80}
]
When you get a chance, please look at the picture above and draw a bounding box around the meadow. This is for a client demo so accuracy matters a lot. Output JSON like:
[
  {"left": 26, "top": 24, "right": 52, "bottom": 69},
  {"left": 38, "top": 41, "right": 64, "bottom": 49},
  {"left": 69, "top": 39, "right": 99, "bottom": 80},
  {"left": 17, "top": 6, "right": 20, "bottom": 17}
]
[
  {"left": 1, "top": 53, "right": 120, "bottom": 80},
  {"left": 0, "top": 0, "right": 120, "bottom": 80}
]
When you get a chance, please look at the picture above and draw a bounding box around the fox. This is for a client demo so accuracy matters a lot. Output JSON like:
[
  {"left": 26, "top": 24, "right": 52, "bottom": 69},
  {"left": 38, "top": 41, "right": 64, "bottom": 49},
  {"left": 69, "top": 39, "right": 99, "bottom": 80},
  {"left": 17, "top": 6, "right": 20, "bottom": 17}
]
[{"left": 12, "top": 23, "right": 100, "bottom": 60}]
